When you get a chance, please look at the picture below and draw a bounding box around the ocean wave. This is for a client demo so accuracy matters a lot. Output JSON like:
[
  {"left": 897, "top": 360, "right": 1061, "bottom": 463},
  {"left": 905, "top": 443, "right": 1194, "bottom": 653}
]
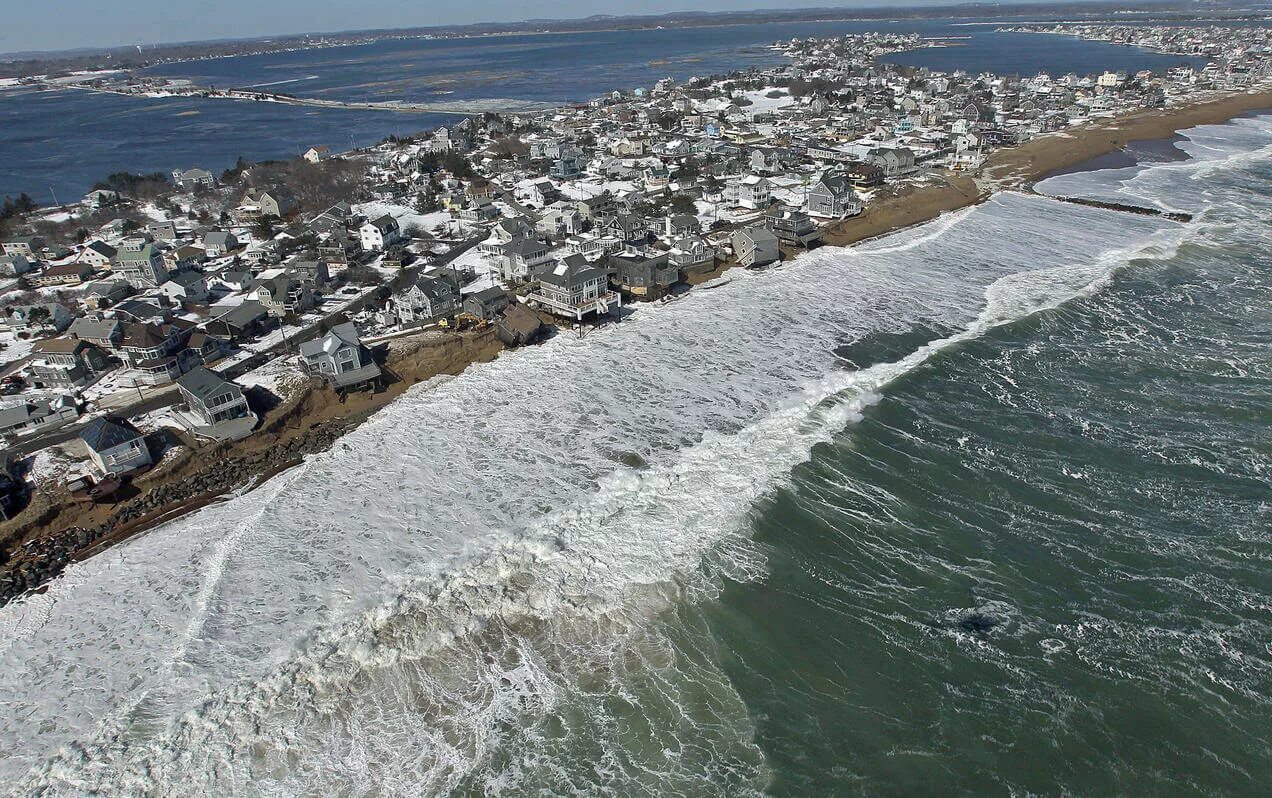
[{"left": 1, "top": 193, "right": 1181, "bottom": 794}]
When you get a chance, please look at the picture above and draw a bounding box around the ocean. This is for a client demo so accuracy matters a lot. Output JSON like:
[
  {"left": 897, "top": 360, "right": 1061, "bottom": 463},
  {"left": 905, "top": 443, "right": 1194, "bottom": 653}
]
[
  {"left": 0, "top": 19, "right": 1206, "bottom": 201},
  {"left": 1, "top": 112, "right": 1269, "bottom": 794}
]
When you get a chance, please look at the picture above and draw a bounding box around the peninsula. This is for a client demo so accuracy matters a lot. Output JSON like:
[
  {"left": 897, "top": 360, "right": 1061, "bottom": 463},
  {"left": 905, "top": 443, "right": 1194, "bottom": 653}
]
[{"left": 1, "top": 21, "right": 1271, "bottom": 605}]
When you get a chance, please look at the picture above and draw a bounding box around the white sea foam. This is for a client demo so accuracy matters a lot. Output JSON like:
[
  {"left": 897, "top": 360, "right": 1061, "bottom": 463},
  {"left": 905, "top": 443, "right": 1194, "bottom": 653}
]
[
  {"left": 1035, "top": 112, "right": 1272, "bottom": 215},
  {"left": 0, "top": 191, "right": 1189, "bottom": 794}
]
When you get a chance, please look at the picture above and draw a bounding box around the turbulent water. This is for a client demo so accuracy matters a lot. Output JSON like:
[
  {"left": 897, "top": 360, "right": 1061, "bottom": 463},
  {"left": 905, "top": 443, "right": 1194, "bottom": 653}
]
[{"left": 2, "top": 115, "right": 1271, "bottom": 795}]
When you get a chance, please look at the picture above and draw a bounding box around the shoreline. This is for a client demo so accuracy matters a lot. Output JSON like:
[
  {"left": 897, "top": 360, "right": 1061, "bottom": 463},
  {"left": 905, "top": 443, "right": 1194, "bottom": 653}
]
[{"left": 2, "top": 89, "right": 1271, "bottom": 607}]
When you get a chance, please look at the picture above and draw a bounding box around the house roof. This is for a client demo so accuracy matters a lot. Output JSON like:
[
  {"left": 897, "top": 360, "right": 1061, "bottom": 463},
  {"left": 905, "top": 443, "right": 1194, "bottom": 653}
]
[
  {"left": 69, "top": 317, "right": 122, "bottom": 340},
  {"left": 80, "top": 417, "right": 142, "bottom": 453},
  {"left": 540, "top": 254, "right": 604, "bottom": 289},
  {"left": 32, "top": 337, "right": 90, "bottom": 355},
  {"left": 211, "top": 300, "right": 268, "bottom": 329},
  {"left": 299, "top": 321, "right": 362, "bottom": 358},
  {"left": 177, "top": 366, "right": 237, "bottom": 402},
  {"left": 121, "top": 322, "right": 168, "bottom": 349}
]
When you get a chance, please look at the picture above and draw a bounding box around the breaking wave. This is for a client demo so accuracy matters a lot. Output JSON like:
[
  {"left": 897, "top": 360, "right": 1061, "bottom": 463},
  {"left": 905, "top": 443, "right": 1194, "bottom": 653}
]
[{"left": 0, "top": 191, "right": 1194, "bottom": 793}]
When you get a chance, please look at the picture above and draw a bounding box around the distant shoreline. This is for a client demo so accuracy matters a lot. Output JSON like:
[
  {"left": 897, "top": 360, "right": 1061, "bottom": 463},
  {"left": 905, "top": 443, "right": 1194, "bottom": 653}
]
[{"left": 2, "top": 1, "right": 1257, "bottom": 79}]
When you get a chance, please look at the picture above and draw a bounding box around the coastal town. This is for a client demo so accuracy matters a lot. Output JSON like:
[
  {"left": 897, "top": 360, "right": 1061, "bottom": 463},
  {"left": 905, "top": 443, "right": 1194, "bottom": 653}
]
[{"left": 0, "top": 22, "right": 1270, "bottom": 603}]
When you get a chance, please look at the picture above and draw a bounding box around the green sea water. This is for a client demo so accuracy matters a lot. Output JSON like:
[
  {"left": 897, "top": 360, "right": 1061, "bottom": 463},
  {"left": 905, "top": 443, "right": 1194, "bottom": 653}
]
[
  {"left": 700, "top": 137, "right": 1272, "bottom": 793},
  {"left": 4, "top": 118, "right": 1271, "bottom": 797}
]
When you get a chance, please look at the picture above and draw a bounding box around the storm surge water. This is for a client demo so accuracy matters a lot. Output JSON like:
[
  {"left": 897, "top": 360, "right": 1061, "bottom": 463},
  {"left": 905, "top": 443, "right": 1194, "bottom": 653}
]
[{"left": 3, "top": 117, "right": 1272, "bottom": 794}]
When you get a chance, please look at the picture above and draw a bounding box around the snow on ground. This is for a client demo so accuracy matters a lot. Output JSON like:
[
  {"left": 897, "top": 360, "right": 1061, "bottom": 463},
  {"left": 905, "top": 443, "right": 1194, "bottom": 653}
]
[
  {"left": 27, "top": 444, "right": 82, "bottom": 486},
  {"left": 131, "top": 405, "right": 186, "bottom": 434},
  {"left": 237, "top": 354, "right": 305, "bottom": 400},
  {"left": 0, "top": 332, "right": 37, "bottom": 371},
  {"left": 354, "top": 201, "right": 452, "bottom": 236},
  {"left": 445, "top": 246, "right": 497, "bottom": 285},
  {"left": 137, "top": 203, "right": 171, "bottom": 223},
  {"left": 740, "top": 87, "right": 796, "bottom": 115}
]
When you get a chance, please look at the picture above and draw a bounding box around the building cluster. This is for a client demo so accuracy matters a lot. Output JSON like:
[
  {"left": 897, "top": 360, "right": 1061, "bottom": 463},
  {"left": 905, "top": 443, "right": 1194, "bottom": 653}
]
[
  {"left": 1, "top": 24, "right": 1269, "bottom": 512},
  {"left": 1006, "top": 23, "right": 1272, "bottom": 92}
]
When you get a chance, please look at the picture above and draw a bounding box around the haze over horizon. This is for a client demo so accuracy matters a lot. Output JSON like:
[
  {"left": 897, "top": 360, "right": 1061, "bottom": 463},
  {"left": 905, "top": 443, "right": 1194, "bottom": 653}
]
[{"left": 4, "top": 0, "right": 1074, "bottom": 55}]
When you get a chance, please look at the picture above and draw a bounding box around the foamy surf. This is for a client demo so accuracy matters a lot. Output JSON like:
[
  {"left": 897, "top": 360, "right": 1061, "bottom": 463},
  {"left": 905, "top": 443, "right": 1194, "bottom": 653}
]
[{"left": 1, "top": 192, "right": 1186, "bottom": 794}]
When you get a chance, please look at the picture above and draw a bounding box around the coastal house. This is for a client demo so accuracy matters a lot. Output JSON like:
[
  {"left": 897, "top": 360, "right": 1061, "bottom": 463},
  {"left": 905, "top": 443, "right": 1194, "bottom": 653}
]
[
  {"left": 766, "top": 207, "right": 824, "bottom": 248},
  {"left": 253, "top": 274, "right": 315, "bottom": 318},
  {"left": 841, "top": 161, "right": 885, "bottom": 189},
  {"left": 31, "top": 262, "right": 93, "bottom": 288},
  {"left": 610, "top": 251, "right": 679, "bottom": 300},
  {"left": 2, "top": 236, "right": 44, "bottom": 259},
  {"left": 68, "top": 316, "right": 124, "bottom": 349},
  {"left": 0, "top": 254, "right": 36, "bottom": 277},
  {"left": 171, "top": 168, "right": 217, "bottom": 189},
  {"left": 176, "top": 366, "right": 251, "bottom": 427},
  {"left": 203, "top": 231, "right": 240, "bottom": 257},
  {"left": 481, "top": 218, "right": 535, "bottom": 254},
  {"left": 461, "top": 286, "right": 510, "bottom": 320},
  {"left": 600, "top": 214, "right": 651, "bottom": 245},
  {"left": 806, "top": 175, "right": 862, "bottom": 219},
  {"left": 526, "top": 254, "right": 621, "bottom": 321},
  {"left": 27, "top": 337, "right": 112, "bottom": 389},
  {"left": 865, "top": 147, "right": 916, "bottom": 178},
  {"left": 205, "top": 301, "right": 270, "bottom": 342},
  {"left": 298, "top": 322, "right": 381, "bottom": 390},
  {"left": 77, "top": 240, "right": 117, "bottom": 269},
  {"left": 82, "top": 280, "right": 131, "bottom": 310},
  {"left": 360, "top": 215, "right": 403, "bottom": 253},
  {"left": 158, "top": 271, "right": 210, "bottom": 305},
  {"left": 394, "top": 273, "right": 460, "bottom": 324},
  {"left": 114, "top": 238, "right": 169, "bottom": 288},
  {"left": 726, "top": 175, "right": 772, "bottom": 210},
  {"left": 730, "top": 226, "right": 781, "bottom": 268},
  {"left": 80, "top": 416, "right": 152, "bottom": 477},
  {"left": 147, "top": 220, "right": 179, "bottom": 243},
  {"left": 303, "top": 145, "right": 331, "bottom": 163},
  {"left": 537, "top": 204, "right": 586, "bottom": 238},
  {"left": 668, "top": 234, "right": 716, "bottom": 274},
  {"left": 119, "top": 321, "right": 189, "bottom": 385},
  {"left": 496, "top": 237, "right": 553, "bottom": 283},
  {"left": 0, "top": 395, "right": 79, "bottom": 438},
  {"left": 257, "top": 189, "right": 298, "bottom": 219}
]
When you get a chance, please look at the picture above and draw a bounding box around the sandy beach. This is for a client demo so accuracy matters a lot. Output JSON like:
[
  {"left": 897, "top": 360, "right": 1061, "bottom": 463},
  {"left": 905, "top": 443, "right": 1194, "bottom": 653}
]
[
  {"left": 822, "top": 88, "right": 1272, "bottom": 247},
  {"left": 3, "top": 87, "right": 1272, "bottom": 604}
]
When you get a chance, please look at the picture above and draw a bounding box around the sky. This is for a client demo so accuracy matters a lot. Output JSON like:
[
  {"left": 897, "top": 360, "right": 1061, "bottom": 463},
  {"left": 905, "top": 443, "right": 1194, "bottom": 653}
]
[{"left": 0, "top": 0, "right": 1054, "bottom": 55}]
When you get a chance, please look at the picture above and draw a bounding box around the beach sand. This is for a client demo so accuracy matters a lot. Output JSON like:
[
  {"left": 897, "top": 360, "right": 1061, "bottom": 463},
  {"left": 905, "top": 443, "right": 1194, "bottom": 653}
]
[{"left": 822, "top": 88, "right": 1272, "bottom": 247}]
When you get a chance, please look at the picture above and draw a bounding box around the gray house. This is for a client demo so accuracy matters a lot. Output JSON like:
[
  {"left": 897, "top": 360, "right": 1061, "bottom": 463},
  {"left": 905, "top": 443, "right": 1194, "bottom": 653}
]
[
  {"left": 806, "top": 174, "right": 862, "bottom": 219},
  {"left": 668, "top": 235, "right": 716, "bottom": 273},
  {"left": 0, "top": 395, "right": 79, "bottom": 437},
  {"left": 176, "top": 366, "right": 251, "bottom": 426},
  {"left": 526, "top": 254, "right": 621, "bottom": 321},
  {"left": 298, "top": 322, "right": 381, "bottom": 390},
  {"left": 114, "top": 239, "right": 169, "bottom": 288},
  {"left": 731, "top": 226, "right": 781, "bottom": 268},
  {"left": 28, "top": 338, "right": 113, "bottom": 389},
  {"left": 462, "top": 286, "right": 510, "bottom": 320},
  {"left": 203, "top": 231, "right": 240, "bottom": 257},
  {"left": 394, "top": 274, "right": 460, "bottom": 323},
  {"left": 610, "top": 252, "right": 679, "bottom": 300},
  {"left": 80, "top": 417, "right": 152, "bottom": 476}
]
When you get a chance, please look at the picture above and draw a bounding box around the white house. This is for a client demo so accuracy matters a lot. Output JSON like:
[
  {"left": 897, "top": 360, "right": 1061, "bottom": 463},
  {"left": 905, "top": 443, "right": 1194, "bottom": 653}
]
[
  {"left": 360, "top": 215, "right": 403, "bottom": 253},
  {"left": 80, "top": 417, "right": 152, "bottom": 476}
]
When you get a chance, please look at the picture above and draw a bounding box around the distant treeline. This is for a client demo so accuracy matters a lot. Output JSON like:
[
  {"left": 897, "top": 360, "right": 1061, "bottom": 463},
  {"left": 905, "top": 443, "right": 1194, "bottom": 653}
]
[{"left": 0, "top": 1, "right": 1215, "bottom": 79}]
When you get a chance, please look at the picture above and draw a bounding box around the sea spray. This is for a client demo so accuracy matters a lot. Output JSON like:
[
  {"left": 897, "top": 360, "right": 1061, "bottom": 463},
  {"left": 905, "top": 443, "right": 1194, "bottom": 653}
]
[{"left": 1, "top": 193, "right": 1184, "bottom": 793}]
